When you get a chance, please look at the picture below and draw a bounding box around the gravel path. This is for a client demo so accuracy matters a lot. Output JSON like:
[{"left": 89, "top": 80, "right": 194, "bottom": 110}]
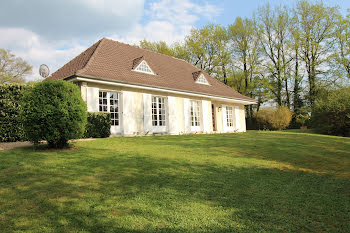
[
  {"left": 0, "top": 138, "right": 95, "bottom": 151},
  {"left": 0, "top": 141, "right": 32, "bottom": 151}
]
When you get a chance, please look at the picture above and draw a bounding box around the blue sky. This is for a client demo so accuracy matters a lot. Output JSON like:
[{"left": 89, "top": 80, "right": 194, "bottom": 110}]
[{"left": 0, "top": 0, "right": 349, "bottom": 81}]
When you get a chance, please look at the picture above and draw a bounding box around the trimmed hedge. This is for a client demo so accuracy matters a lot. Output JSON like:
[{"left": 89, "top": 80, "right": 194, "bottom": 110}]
[
  {"left": 84, "top": 112, "right": 111, "bottom": 138},
  {"left": 21, "top": 80, "right": 87, "bottom": 148},
  {"left": 0, "top": 84, "right": 32, "bottom": 142}
]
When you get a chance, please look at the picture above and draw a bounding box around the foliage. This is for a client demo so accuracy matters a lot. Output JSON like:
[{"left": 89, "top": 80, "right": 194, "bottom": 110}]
[
  {"left": 21, "top": 80, "right": 87, "bottom": 148},
  {"left": 0, "top": 132, "right": 349, "bottom": 232},
  {"left": 84, "top": 112, "right": 111, "bottom": 138},
  {"left": 0, "top": 84, "right": 32, "bottom": 142},
  {"left": 0, "top": 49, "right": 32, "bottom": 84},
  {"left": 311, "top": 86, "right": 350, "bottom": 136},
  {"left": 256, "top": 106, "right": 293, "bottom": 130},
  {"left": 139, "top": 1, "right": 350, "bottom": 124}
]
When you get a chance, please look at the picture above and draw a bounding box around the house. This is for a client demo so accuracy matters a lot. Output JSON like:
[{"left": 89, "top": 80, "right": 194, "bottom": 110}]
[{"left": 48, "top": 38, "right": 256, "bottom": 136}]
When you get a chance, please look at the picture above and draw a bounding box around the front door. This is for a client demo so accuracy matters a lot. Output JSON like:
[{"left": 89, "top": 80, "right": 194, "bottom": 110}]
[{"left": 212, "top": 104, "right": 216, "bottom": 131}]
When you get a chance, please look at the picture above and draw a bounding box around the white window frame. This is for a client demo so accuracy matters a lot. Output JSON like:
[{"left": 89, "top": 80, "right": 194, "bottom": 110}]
[
  {"left": 190, "top": 100, "right": 201, "bottom": 131},
  {"left": 195, "top": 74, "right": 210, "bottom": 85},
  {"left": 134, "top": 60, "right": 155, "bottom": 75},
  {"left": 99, "top": 91, "right": 120, "bottom": 128},
  {"left": 151, "top": 96, "right": 167, "bottom": 132},
  {"left": 226, "top": 106, "right": 234, "bottom": 129}
]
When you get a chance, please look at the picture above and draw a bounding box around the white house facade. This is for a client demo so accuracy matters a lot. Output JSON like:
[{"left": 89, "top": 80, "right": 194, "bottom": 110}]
[{"left": 48, "top": 38, "right": 256, "bottom": 136}]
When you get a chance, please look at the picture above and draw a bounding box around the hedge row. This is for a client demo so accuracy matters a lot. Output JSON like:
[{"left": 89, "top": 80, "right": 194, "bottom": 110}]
[
  {"left": 84, "top": 112, "right": 111, "bottom": 138},
  {"left": 0, "top": 84, "right": 32, "bottom": 142},
  {"left": 1, "top": 83, "right": 111, "bottom": 142}
]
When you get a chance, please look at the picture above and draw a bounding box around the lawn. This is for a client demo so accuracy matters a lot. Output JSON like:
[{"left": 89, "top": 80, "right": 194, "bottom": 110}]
[{"left": 0, "top": 131, "right": 349, "bottom": 232}]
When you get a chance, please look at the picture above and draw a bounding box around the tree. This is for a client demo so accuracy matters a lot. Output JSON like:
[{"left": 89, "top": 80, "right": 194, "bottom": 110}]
[
  {"left": 21, "top": 80, "right": 87, "bottom": 148},
  {"left": 0, "top": 49, "right": 32, "bottom": 84},
  {"left": 257, "top": 4, "right": 292, "bottom": 107},
  {"left": 228, "top": 16, "right": 263, "bottom": 119},
  {"left": 333, "top": 13, "right": 350, "bottom": 79},
  {"left": 184, "top": 24, "right": 230, "bottom": 82},
  {"left": 139, "top": 40, "right": 174, "bottom": 56},
  {"left": 295, "top": 0, "right": 339, "bottom": 107},
  {"left": 311, "top": 86, "right": 350, "bottom": 136}
]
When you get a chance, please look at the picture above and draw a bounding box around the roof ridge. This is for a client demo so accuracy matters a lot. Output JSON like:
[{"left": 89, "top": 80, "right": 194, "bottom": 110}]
[
  {"left": 76, "top": 38, "right": 104, "bottom": 74},
  {"left": 103, "top": 37, "right": 189, "bottom": 64},
  {"left": 103, "top": 38, "right": 254, "bottom": 101},
  {"left": 47, "top": 38, "right": 103, "bottom": 80}
]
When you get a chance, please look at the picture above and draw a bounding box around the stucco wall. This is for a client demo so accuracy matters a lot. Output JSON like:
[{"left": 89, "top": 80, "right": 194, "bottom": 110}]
[{"left": 81, "top": 81, "right": 248, "bottom": 136}]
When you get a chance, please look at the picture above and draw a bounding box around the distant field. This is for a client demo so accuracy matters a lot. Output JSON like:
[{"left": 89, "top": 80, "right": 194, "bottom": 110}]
[{"left": 0, "top": 130, "right": 349, "bottom": 232}]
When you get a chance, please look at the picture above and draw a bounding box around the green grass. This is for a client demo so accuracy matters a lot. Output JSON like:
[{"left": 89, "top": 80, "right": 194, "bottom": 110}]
[{"left": 0, "top": 131, "right": 349, "bottom": 232}]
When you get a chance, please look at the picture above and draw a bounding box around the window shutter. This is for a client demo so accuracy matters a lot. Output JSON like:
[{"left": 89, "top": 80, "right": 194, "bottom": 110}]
[
  {"left": 86, "top": 87, "right": 99, "bottom": 112},
  {"left": 235, "top": 106, "right": 241, "bottom": 132},
  {"left": 202, "top": 100, "right": 210, "bottom": 133},
  {"left": 183, "top": 98, "right": 191, "bottom": 133},
  {"left": 123, "top": 91, "right": 134, "bottom": 135},
  {"left": 168, "top": 96, "right": 178, "bottom": 134},
  {"left": 222, "top": 105, "right": 228, "bottom": 132},
  {"left": 143, "top": 93, "right": 152, "bottom": 134}
]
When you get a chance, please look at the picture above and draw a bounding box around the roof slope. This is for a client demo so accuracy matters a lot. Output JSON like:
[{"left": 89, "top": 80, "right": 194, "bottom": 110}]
[{"left": 48, "top": 38, "right": 255, "bottom": 102}]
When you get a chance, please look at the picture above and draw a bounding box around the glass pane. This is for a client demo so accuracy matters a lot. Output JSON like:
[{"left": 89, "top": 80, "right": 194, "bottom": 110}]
[
  {"left": 103, "top": 106, "right": 107, "bottom": 112},
  {"left": 103, "top": 92, "right": 107, "bottom": 98},
  {"left": 103, "top": 99, "right": 107, "bottom": 105},
  {"left": 99, "top": 92, "right": 102, "bottom": 98}
]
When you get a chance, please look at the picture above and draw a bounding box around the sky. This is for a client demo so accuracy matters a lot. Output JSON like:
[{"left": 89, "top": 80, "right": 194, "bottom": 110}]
[{"left": 0, "top": 0, "right": 349, "bottom": 81}]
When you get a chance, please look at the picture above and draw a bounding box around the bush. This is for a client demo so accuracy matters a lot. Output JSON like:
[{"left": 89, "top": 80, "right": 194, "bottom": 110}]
[
  {"left": 0, "top": 84, "right": 32, "bottom": 142},
  {"left": 256, "top": 106, "right": 293, "bottom": 130},
  {"left": 21, "top": 80, "right": 87, "bottom": 148},
  {"left": 311, "top": 87, "right": 350, "bottom": 137},
  {"left": 84, "top": 112, "right": 111, "bottom": 138}
]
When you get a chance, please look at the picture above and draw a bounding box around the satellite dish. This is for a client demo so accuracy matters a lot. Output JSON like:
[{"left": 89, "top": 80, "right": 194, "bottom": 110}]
[{"left": 39, "top": 64, "right": 50, "bottom": 78}]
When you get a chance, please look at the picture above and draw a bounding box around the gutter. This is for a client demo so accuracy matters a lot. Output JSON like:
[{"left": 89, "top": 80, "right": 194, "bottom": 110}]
[{"left": 66, "top": 75, "right": 257, "bottom": 105}]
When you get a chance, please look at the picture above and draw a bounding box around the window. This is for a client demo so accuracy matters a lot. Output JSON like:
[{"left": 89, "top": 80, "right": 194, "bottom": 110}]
[
  {"left": 99, "top": 91, "right": 119, "bottom": 126},
  {"left": 196, "top": 74, "right": 209, "bottom": 85},
  {"left": 135, "top": 60, "right": 154, "bottom": 75},
  {"left": 191, "top": 100, "right": 201, "bottom": 127},
  {"left": 226, "top": 106, "right": 233, "bottom": 127},
  {"left": 152, "top": 96, "right": 166, "bottom": 126}
]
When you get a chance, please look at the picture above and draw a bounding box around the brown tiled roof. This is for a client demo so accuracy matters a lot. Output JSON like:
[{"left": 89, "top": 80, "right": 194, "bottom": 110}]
[{"left": 48, "top": 38, "right": 255, "bottom": 102}]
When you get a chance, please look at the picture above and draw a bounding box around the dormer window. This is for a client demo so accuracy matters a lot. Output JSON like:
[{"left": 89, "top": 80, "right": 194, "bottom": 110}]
[
  {"left": 196, "top": 74, "right": 209, "bottom": 85},
  {"left": 134, "top": 60, "right": 154, "bottom": 75}
]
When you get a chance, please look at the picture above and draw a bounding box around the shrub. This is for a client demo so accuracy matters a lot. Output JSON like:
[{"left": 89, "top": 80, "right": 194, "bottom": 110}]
[
  {"left": 256, "top": 106, "right": 293, "bottom": 130},
  {"left": 84, "top": 112, "right": 111, "bottom": 138},
  {"left": 0, "top": 84, "right": 32, "bottom": 142},
  {"left": 21, "top": 80, "right": 87, "bottom": 148},
  {"left": 311, "top": 87, "right": 350, "bottom": 137}
]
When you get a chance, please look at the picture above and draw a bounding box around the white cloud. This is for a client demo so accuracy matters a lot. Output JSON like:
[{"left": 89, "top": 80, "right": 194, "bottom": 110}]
[
  {"left": 110, "top": 0, "right": 222, "bottom": 44},
  {"left": 0, "top": 0, "right": 144, "bottom": 40},
  {"left": 0, "top": 0, "right": 221, "bottom": 81}
]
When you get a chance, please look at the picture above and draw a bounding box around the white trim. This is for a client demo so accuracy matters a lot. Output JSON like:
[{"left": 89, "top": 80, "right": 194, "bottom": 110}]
[
  {"left": 190, "top": 100, "right": 201, "bottom": 132},
  {"left": 151, "top": 95, "right": 167, "bottom": 133},
  {"left": 71, "top": 77, "right": 256, "bottom": 105},
  {"left": 195, "top": 74, "right": 210, "bottom": 85},
  {"left": 133, "top": 60, "right": 155, "bottom": 75}
]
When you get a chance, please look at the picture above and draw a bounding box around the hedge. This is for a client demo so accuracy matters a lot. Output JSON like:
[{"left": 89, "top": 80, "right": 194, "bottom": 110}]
[
  {"left": 21, "top": 80, "right": 87, "bottom": 148},
  {"left": 84, "top": 112, "right": 111, "bottom": 138},
  {"left": 0, "top": 84, "right": 32, "bottom": 142}
]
